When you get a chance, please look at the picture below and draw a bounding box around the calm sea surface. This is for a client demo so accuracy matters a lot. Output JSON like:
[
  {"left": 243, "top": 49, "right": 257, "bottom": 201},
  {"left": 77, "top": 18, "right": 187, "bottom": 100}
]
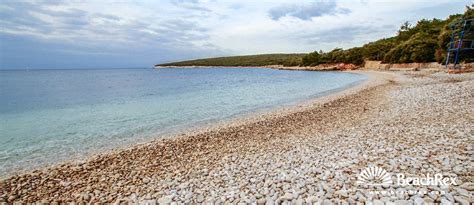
[{"left": 0, "top": 68, "right": 366, "bottom": 175}]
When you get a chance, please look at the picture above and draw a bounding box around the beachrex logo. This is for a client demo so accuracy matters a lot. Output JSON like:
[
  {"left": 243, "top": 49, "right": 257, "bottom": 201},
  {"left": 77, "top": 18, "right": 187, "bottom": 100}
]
[
  {"left": 396, "top": 173, "right": 457, "bottom": 186},
  {"left": 356, "top": 166, "right": 393, "bottom": 186},
  {"left": 357, "top": 166, "right": 457, "bottom": 186}
]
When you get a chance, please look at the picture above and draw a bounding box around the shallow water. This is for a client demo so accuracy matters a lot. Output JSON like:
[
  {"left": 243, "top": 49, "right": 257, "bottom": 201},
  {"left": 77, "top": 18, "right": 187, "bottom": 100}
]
[{"left": 0, "top": 67, "right": 366, "bottom": 175}]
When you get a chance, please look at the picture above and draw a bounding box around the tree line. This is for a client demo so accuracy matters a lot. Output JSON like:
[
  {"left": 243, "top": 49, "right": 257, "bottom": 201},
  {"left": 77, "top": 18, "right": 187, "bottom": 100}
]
[{"left": 301, "top": 7, "right": 474, "bottom": 66}]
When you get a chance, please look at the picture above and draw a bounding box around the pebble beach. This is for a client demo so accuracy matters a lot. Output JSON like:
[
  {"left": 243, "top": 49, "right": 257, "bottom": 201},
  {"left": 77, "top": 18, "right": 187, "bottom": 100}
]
[{"left": 1, "top": 70, "right": 473, "bottom": 204}]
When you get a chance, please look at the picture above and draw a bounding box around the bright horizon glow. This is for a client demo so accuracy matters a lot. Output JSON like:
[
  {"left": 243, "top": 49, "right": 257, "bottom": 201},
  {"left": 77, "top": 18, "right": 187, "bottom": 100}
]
[{"left": 0, "top": 0, "right": 471, "bottom": 69}]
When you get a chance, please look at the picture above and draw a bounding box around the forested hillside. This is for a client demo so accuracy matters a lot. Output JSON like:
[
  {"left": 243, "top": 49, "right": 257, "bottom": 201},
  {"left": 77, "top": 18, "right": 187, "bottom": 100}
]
[
  {"left": 156, "top": 54, "right": 305, "bottom": 67},
  {"left": 301, "top": 7, "right": 474, "bottom": 66}
]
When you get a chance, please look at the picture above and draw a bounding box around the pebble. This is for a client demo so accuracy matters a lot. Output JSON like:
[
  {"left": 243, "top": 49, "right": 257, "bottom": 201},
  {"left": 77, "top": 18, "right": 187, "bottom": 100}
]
[
  {"left": 257, "top": 198, "right": 266, "bottom": 205},
  {"left": 453, "top": 196, "right": 470, "bottom": 205},
  {"left": 1, "top": 72, "right": 473, "bottom": 205},
  {"left": 323, "top": 199, "right": 333, "bottom": 205},
  {"left": 452, "top": 165, "right": 463, "bottom": 173},
  {"left": 393, "top": 200, "right": 410, "bottom": 205},
  {"left": 196, "top": 195, "right": 205, "bottom": 203},
  {"left": 157, "top": 196, "right": 172, "bottom": 205},
  {"left": 413, "top": 197, "right": 424, "bottom": 205},
  {"left": 373, "top": 200, "right": 384, "bottom": 205},
  {"left": 281, "top": 193, "right": 293, "bottom": 201},
  {"left": 440, "top": 198, "right": 451, "bottom": 205},
  {"left": 454, "top": 188, "right": 470, "bottom": 198}
]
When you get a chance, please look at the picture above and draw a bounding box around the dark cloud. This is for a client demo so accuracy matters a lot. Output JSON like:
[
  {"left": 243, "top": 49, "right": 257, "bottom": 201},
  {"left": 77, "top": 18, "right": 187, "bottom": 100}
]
[{"left": 269, "top": 0, "right": 350, "bottom": 21}]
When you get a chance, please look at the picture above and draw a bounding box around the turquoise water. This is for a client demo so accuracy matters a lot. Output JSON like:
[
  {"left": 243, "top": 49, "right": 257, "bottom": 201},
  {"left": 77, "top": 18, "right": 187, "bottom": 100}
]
[{"left": 0, "top": 68, "right": 366, "bottom": 175}]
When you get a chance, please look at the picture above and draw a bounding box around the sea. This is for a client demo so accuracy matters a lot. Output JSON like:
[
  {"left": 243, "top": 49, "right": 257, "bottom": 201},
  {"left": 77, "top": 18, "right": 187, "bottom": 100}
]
[{"left": 0, "top": 67, "right": 367, "bottom": 176}]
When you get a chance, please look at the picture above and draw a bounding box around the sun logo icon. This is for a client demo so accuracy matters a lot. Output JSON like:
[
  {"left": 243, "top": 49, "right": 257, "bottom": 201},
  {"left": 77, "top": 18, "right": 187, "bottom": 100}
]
[{"left": 356, "top": 166, "right": 393, "bottom": 186}]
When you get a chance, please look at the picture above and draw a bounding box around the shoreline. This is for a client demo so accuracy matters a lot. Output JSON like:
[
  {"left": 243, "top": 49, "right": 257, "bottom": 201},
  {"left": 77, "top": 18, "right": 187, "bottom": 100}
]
[
  {"left": 153, "top": 65, "right": 343, "bottom": 71},
  {"left": 0, "top": 70, "right": 369, "bottom": 179},
  {"left": 2, "top": 70, "right": 473, "bottom": 204},
  {"left": 0, "top": 71, "right": 388, "bottom": 195},
  {"left": 156, "top": 70, "right": 375, "bottom": 141}
]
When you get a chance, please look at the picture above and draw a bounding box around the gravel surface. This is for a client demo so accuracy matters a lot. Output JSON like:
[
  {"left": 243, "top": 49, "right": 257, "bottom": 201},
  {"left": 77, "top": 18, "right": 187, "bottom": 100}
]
[{"left": 1, "top": 71, "right": 473, "bottom": 204}]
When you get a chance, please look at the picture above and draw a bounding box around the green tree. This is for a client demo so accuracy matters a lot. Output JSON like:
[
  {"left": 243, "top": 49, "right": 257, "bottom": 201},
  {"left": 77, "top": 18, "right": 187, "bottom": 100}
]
[
  {"left": 302, "top": 51, "right": 321, "bottom": 66},
  {"left": 299, "top": 7, "right": 472, "bottom": 66}
]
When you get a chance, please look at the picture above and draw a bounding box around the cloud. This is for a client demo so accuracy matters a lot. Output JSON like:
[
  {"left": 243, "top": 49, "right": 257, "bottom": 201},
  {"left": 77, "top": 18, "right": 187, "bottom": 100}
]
[
  {"left": 0, "top": 0, "right": 468, "bottom": 69},
  {"left": 0, "top": 31, "right": 225, "bottom": 69},
  {"left": 299, "top": 26, "right": 380, "bottom": 43},
  {"left": 288, "top": 24, "right": 397, "bottom": 52},
  {"left": 0, "top": 1, "right": 225, "bottom": 69},
  {"left": 0, "top": 1, "right": 216, "bottom": 48},
  {"left": 171, "top": 0, "right": 212, "bottom": 13},
  {"left": 269, "top": 0, "right": 350, "bottom": 21},
  {"left": 0, "top": 2, "right": 97, "bottom": 37}
]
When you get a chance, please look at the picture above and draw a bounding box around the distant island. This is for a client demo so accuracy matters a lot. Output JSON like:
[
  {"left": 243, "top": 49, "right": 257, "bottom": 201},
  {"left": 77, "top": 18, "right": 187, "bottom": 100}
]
[
  {"left": 156, "top": 53, "right": 306, "bottom": 67},
  {"left": 157, "top": 8, "right": 473, "bottom": 68}
]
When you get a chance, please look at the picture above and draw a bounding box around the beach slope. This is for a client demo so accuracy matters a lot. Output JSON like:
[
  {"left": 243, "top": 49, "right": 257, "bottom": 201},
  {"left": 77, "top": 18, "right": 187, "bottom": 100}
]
[{"left": 1, "top": 71, "right": 473, "bottom": 204}]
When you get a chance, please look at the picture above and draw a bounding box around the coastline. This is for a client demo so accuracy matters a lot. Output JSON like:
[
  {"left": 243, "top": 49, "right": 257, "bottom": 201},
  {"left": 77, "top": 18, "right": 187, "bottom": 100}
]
[
  {"left": 0, "top": 71, "right": 383, "bottom": 185},
  {"left": 0, "top": 69, "right": 367, "bottom": 178},
  {"left": 155, "top": 70, "right": 374, "bottom": 140},
  {"left": 1, "top": 70, "right": 473, "bottom": 204},
  {"left": 153, "top": 65, "right": 344, "bottom": 71}
]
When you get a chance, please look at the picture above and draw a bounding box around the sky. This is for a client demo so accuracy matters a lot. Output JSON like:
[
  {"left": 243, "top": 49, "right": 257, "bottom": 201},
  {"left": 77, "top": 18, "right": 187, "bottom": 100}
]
[{"left": 0, "top": 0, "right": 471, "bottom": 69}]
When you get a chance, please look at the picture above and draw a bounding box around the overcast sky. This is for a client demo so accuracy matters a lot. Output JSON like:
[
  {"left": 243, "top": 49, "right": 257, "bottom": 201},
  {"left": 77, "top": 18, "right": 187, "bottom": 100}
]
[{"left": 0, "top": 0, "right": 470, "bottom": 69}]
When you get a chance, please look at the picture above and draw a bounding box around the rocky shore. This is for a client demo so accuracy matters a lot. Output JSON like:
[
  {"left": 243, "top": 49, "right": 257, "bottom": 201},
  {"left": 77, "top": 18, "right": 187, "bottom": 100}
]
[
  {"left": 1, "top": 71, "right": 473, "bottom": 204},
  {"left": 263, "top": 64, "right": 357, "bottom": 71}
]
